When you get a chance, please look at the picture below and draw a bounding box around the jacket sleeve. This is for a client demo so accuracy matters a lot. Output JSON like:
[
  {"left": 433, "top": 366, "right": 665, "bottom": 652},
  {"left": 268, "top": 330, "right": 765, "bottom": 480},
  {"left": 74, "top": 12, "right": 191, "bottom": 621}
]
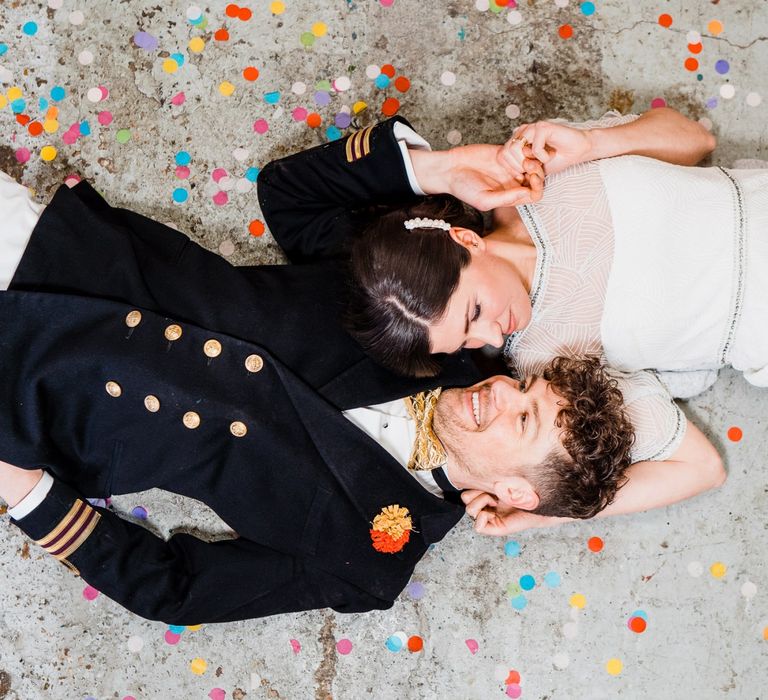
[
  {"left": 257, "top": 116, "right": 422, "bottom": 264},
  {"left": 10, "top": 478, "right": 387, "bottom": 624}
]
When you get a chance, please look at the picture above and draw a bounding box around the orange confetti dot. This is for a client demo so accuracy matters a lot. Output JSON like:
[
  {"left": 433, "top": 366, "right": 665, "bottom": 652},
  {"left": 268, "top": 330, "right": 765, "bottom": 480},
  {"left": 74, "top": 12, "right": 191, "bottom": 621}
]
[
  {"left": 558, "top": 24, "right": 573, "bottom": 39},
  {"left": 684, "top": 57, "right": 699, "bottom": 72},
  {"left": 505, "top": 670, "right": 521, "bottom": 685},
  {"left": 248, "top": 219, "right": 265, "bottom": 237},
  {"left": 243, "top": 66, "right": 260, "bottom": 81},
  {"left": 214, "top": 28, "right": 230, "bottom": 41},
  {"left": 658, "top": 14, "right": 673, "bottom": 28},
  {"left": 306, "top": 112, "right": 322, "bottom": 128},
  {"left": 380, "top": 64, "right": 396, "bottom": 78},
  {"left": 407, "top": 635, "right": 424, "bottom": 652},
  {"left": 587, "top": 536, "right": 604, "bottom": 552},
  {"left": 707, "top": 19, "right": 723, "bottom": 36},
  {"left": 46, "top": 106, "right": 59, "bottom": 120},
  {"left": 225, "top": 4, "right": 240, "bottom": 18},
  {"left": 727, "top": 426, "right": 743, "bottom": 442},
  {"left": 394, "top": 76, "right": 411, "bottom": 92},
  {"left": 381, "top": 97, "right": 400, "bottom": 117},
  {"left": 16, "top": 114, "right": 31, "bottom": 126},
  {"left": 238, "top": 6, "right": 252, "bottom": 20},
  {"left": 688, "top": 42, "right": 703, "bottom": 54},
  {"left": 28, "top": 121, "right": 43, "bottom": 136},
  {"left": 763, "top": 626, "right": 768, "bottom": 641},
  {"left": 629, "top": 617, "right": 647, "bottom": 633}
]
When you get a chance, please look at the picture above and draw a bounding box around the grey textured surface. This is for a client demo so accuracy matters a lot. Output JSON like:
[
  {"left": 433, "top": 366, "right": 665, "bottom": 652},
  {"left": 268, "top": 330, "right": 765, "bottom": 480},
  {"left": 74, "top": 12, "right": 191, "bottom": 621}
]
[{"left": 1, "top": 1, "right": 767, "bottom": 699}]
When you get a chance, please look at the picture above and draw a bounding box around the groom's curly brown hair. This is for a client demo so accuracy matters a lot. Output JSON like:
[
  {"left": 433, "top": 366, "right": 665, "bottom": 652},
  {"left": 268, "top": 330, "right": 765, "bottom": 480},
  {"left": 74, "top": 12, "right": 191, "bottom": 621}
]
[{"left": 527, "top": 356, "right": 635, "bottom": 519}]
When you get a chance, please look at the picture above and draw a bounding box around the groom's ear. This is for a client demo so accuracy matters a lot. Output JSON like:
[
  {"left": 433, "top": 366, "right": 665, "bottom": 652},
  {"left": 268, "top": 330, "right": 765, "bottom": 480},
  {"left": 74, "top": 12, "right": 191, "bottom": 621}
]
[
  {"left": 493, "top": 476, "right": 540, "bottom": 512},
  {"left": 449, "top": 226, "right": 485, "bottom": 252}
]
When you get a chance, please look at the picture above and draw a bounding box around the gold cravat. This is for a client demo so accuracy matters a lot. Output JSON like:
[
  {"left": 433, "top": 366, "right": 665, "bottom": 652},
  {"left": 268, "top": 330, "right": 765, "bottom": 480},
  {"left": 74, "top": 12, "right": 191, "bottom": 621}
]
[{"left": 404, "top": 388, "right": 447, "bottom": 471}]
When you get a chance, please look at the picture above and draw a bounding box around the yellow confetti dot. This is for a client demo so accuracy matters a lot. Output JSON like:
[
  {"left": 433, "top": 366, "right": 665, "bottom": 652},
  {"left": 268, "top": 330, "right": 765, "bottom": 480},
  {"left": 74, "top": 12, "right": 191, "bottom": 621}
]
[
  {"left": 40, "top": 146, "right": 57, "bottom": 162},
  {"left": 190, "top": 657, "right": 207, "bottom": 675},
  {"left": 162, "top": 58, "right": 179, "bottom": 74},
  {"left": 0, "top": 95, "right": 7, "bottom": 109},
  {"left": 352, "top": 100, "right": 367, "bottom": 114},
  {"left": 311, "top": 21, "right": 328, "bottom": 37},
  {"left": 43, "top": 119, "right": 59, "bottom": 133},
  {"left": 710, "top": 561, "right": 727, "bottom": 578},
  {"left": 219, "top": 81, "right": 235, "bottom": 96},
  {"left": 7, "top": 86, "right": 22, "bottom": 101},
  {"left": 187, "top": 624, "right": 203, "bottom": 632},
  {"left": 270, "top": 1, "right": 285, "bottom": 14},
  {"left": 707, "top": 19, "right": 723, "bottom": 35},
  {"left": 605, "top": 658, "right": 623, "bottom": 676},
  {"left": 569, "top": 593, "right": 587, "bottom": 609},
  {"left": 188, "top": 37, "right": 205, "bottom": 53}
]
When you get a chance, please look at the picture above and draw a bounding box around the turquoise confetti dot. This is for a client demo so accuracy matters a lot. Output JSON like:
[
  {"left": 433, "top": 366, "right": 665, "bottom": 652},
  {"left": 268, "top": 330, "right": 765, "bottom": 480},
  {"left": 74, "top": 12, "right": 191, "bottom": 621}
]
[
  {"left": 264, "top": 91, "right": 281, "bottom": 104},
  {"left": 38, "top": 97, "right": 49, "bottom": 110},
  {"left": 79, "top": 121, "right": 91, "bottom": 136},
  {"left": 510, "top": 594, "right": 527, "bottom": 610},
  {"left": 170, "top": 52, "right": 185, "bottom": 67},
  {"left": 50, "top": 85, "right": 66, "bottom": 101},
  {"left": 245, "top": 166, "right": 260, "bottom": 182},
  {"left": 10, "top": 98, "right": 26, "bottom": 114},
  {"left": 175, "top": 150, "right": 191, "bottom": 166},
  {"left": 0, "top": 43, "right": 8, "bottom": 56},
  {"left": 189, "top": 14, "right": 204, "bottom": 26},
  {"left": 374, "top": 74, "right": 390, "bottom": 89},
  {"left": 544, "top": 571, "right": 561, "bottom": 588},
  {"left": 504, "top": 541, "right": 521, "bottom": 557},
  {"left": 519, "top": 574, "right": 536, "bottom": 591},
  {"left": 172, "top": 188, "right": 188, "bottom": 203},
  {"left": 580, "top": 1, "right": 595, "bottom": 16},
  {"left": 697, "top": 74, "right": 704, "bottom": 81},
  {"left": 22, "top": 21, "right": 38, "bottom": 36},
  {"left": 385, "top": 635, "right": 403, "bottom": 652},
  {"left": 168, "top": 624, "right": 186, "bottom": 634},
  {"left": 326, "top": 125, "right": 342, "bottom": 141},
  {"left": 630, "top": 609, "right": 648, "bottom": 621}
]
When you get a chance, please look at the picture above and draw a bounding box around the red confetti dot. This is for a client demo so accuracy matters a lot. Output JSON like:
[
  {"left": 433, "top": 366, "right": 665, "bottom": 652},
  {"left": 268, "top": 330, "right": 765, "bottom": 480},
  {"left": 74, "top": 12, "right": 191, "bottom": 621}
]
[
  {"left": 16, "top": 114, "right": 31, "bottom": 126},
  {"left": 558, "top": 24, "right": 573, "bottom": 39},
  {"left": 495, "top": 0, "right": 510, "bottom": 5},
  {"left": 629, "top": 617, "right": 647, "bottom": 633},
  {"left": 727, "top": 426, "right": 743, "bottom": 442},
  {"left": 658, "top": 13, "right": 673, "bottom": 28},
  {"left": 306, "top": 112, "right": 322, "bottom": 128},
  {"left": 28, "top": 121, "right": 43, "bottom": 136},
  {"left": 688, "top": 42, "right": 703, "bottom": 54},
  {"left": 249, "top": 219, "right": 265, "bottom": 237},
  {"left": 684, "top": 57, "right": 699, "bottom": 71},
  {"left": 225, "top": 4, "right": 240, "bottom": 18},
  {"left": 587, "top": 536, "right": 604, "bottom": 552},
  {"left": 394, "top": 76, "right": 411, "bottom": 92},
  {"left": 505, "top": 670, "right": 521, "bottom": 685},
  {"left": 380, "top": 63, "right": 396, "bottom": 78},
  {"left": 214, "top": 28, "right": 229, "bottom": 41},
  {"left": 243, "top": 66, "right": 260, "bottom": 81},
  {"left": 381, "top": 97, "right": 400, "bottom": 116},
  {"left": 407, "top": 635, "right": 424, "bottom": 652},
  {"left": 238, "top": 6, "right": 252, "bottom": 21}
]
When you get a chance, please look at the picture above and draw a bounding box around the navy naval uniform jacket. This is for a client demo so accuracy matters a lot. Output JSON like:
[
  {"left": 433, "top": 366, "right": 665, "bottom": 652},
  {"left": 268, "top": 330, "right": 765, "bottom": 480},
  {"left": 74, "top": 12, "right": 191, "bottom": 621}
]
[{"left": 2, "top": 117, "right": 481, "bottom": 624}]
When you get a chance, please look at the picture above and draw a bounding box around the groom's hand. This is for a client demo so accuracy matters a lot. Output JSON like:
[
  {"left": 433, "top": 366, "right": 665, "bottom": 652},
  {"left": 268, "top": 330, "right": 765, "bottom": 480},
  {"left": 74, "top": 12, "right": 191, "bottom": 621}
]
[{"left": 461, "top": 489, "right": 562, "bottom": 535}]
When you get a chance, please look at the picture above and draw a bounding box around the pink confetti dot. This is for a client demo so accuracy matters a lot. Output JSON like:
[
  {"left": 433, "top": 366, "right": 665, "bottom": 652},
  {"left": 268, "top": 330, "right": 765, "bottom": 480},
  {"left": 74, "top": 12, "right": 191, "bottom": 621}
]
[
  {"left": 97, "top": 110, "right": 113, "bottom": 125},
  {"left": 506, "top": 684, "right": 522, "bottom": 699},
  {"left": 83, "top": 585, "right": 100, "bottom": 600},
  {"left": 380, "top": 0, "right": 394, "bottom": 5},
  {"left": 98, "top": 86, "right": 110, "bottom": 100},
  {"left": 336, "top": 638, "right": 353, "bottom": 655},
  {"left": 292, "top": 107, "right": 308, "bottom": 121},
  {"left": 175, "top": 165, "right": 190, "bottom": 179},
  {"left": 15, "top": 148, "right": 31, "bottom": 163},
  {"left": 62, "top": 131, "right": 78, "bottom": 145},
  {"left": 212, "top": 191, "right": 229, "bottom": 206},
  {"left": 211, "top": 167, "right": 228, "bottom": 183},
  {"left": 64, "top": 174, "right": 82, "bottom": 188},
  {"left": 171, "top": 91, "right": 186, "bottom": 106},
  {"left": 123, "top": 697, "right": 137, "bottom": 700},
  {"left": 651, "top": 97, "right": 667, "bottom": 109},
  {"left": 290, "top": 639, "right": 301, "bottom": 654},
  {"left": 253, "top": 118, "right": 269, "bottom": 134},
  {"left": 465, "top": 639, "right": 479, "bottom": 655},
  {"left": 208, "top": 690, "right": 226, "bottom": 700},
  {"left": 164, "top": 631, "right": 181, "bottom": 645}
]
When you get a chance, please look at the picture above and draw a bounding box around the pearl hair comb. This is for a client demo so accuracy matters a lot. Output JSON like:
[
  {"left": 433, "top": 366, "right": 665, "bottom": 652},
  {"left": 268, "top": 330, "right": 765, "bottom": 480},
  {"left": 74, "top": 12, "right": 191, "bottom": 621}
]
[{"left": 403, "top": 217, "right": 451, "bottom": 231}]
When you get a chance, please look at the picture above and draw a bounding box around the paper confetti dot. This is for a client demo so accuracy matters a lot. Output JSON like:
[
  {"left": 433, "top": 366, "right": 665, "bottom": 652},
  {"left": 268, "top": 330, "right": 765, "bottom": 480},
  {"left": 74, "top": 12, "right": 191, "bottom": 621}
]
[
  {"left": 465, "top": 639, "right": 479, "bottom": 655},
  {"left": 562, "top": 622, "right": 578, "bottom": 639},
  {"left": 688, "top": 42, "right": 703, "bottom": 54},
  {"left": 407, "top": 581, "right": 426, "bottom": 599},
  {"left": 476, "top": 0, "right": 490, "bottom": 10},
  {"left": 763, "top": 626, "right": 768, "bottom": 641},
  {"left": 171, "top": 92, "right": 186, "bottom": 105},
  {"left": 710, "top": 562, "right": 727, "bottom": 578},
  {"left": 190, "top": 658, "right": 207, "bottom": 675},
  {"left": 245, "top": 167, "right": 260, "bottom": 182},
  {"left": 300, "top": 32, "right": 316, "bottom": 47},
  {"left": 684, "top": 58, "right": 699, "bottom": 72},
  {"left": 580, "top": 1, "right": 595, "bottom": 15},
  {"left": 394, "top": 76, "right": 410, "bottom": 92},
  {"left": 374, "top": 74, "right": 391, "bottom": 89},
  {"left": 164, "top": 631, "right": 181, "bottom": 645},
  {"left": 505, "top": 104, "right": 521, "bottom": 119},
  {"left": 511, "top": 594, "right": 528, "bottom": 610},
  {"left": 127, "top": 635, "right": 144, "bottom": 652},
  {"left": 219, "top": 81, "right": 235, "bottom": 96},
  {"left": 688, "top": 561, "right": 704, "bottom": 577},
  {"left": 552, "top": 653, "right": 570, "bottom": 669},
  {"left": 162, "top": 58, "right": 179, "bottom": 74},
  {"left": 253, "top": 119, "right": 269, "bottom": 134},
  {"left": 506, "top": 684, "right": 522, "bottom": 699},
  {"left": 336, "top": 638, "right": 353, "bottom": 655},
  {"left": 82, "top": 585, "right": 99, "bottom": 601},
  {"left": 587, "top": 536, "right": 604, "bottom": 552},
  {"left": 312, "top": 22, "right": 328, "bottom": 37},
  {"left": 569, "top": 593, "right": 586, "bottom": 609},
  {"left": 243, "top": 66, "right": 260, "bottom": 81},
  {"left": 446, "top": 129, "right": 462, "bottom": 145},
  {"left": 116, "top": 129, "right": 131, "bottom": 143},
  {"left": 249, "top": 220, "right": 265, "bottom": 236},
  {"left": 558, "top": 24, "right": 573, "bottom": 39},
  {"left": 715, "top": 59, "right": 730, "bottom": 75},
  {"left": 440, "top": 71, "right": 456, "bottom": 86},
  {"left": 507, "top": 10, "right": 522, "bottom": 25},
  {"left": 606, "top": 658, "right": 623, "bottom": 676},
  {"left": 708, "top": 20, "right": 724, "bottom": 36},
  {"left": 212, "top": 191, "right": 229, "bottom": 206},
  {"left": 290, "top": 639, "right": 301, "bottom": 654},
  {"left": 544, "top": 571, "right": 561, "bottom": 588},
  {"left": 130, "top": 505, "right": 148, "bottom": 519},
  {"left": 407, "top": 635, "right": 424, "bottom": 652},
  {"left": 651, "top": 97, "right": 667, "bottom": 109},
  {"left": 188, "top": 37, "right": 205, "bottom": 53},
  {"left": 629, "top": 616, "right": 647, "bottom": 633},
  {"left": 271, "top": 1, "right": 286, "bottom": 14},
  {"left": 504, "top": 540, "right": 521, "bottom": 557},
  {"left": 172, "top": 188, "right": 189, "bottom": 204},
  {"left": 385, "top": 634, "right": 404, "bottom": 652},
  {"left": 23, "top": 22, "right": 39, "bottom": 36},
  {"left": 727, "top": 426, "right": 743, "bottom": 441},
  {"left": 658, "top": 14, "right": 673, "bottom": 28},
  {"left": 519, "top": 574, "right": 535, "bottom": 591},
  {"left": 40, "top": 145, "right": 57, "bottom": 161},
  {"left": 219, "top": 239, "right": 235, "bottom": 256},
  {"left": 306, "top": 112, "right": 322, "bottom": 128},
  {"left": 208, "top": 690, "right": 225, "bottom": 700},
  {"left": 69, "top": 11, "right": 85, "bottom": 25},
  {"left": 746, "top": 92, "right": 762, "bottom": 107},
  {"left": 719, "top": 84, "right": 736, "bottom": 100},
  {"left": 741, "top": 581, "right": 757, "bottom": 598}
]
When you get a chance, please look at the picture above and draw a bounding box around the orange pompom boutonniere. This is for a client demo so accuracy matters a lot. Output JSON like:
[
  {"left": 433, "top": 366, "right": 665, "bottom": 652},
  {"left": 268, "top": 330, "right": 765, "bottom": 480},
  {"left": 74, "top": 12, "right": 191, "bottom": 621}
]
[{"left": 370, "top": 504, "right": 414, "bottom": 554}]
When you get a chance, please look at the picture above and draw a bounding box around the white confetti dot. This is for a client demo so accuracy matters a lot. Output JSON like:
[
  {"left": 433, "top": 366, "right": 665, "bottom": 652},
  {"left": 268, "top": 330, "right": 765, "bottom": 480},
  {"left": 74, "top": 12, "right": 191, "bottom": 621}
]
[
  {"left": 446, "top": 129, "right": 462, "bottom": 145},
  {"left": 688, "top": 561, "right": 704, "bottom": 577},
  {"left": 562, "top": 622, "right": 578, "bottom": 638},
  {"left": 507, "top": 10, "right": 523, "bottom": 25},
  {"left": 741, "top": 581, "right": 757, "bottom": 598},
  {"left": 720, "top": 84, "right": 736, "bottom": 100},
  {"left": 219, "top": 176, "right": 235, "bottom": 192},
  {"left": 235, "top": 178, "right": 253, "bottom": 193},
  {"left": 69, "top": 10, "right": 85, "bottom": 25},
  {"left": 569, "top": 605, "right": 580, "bottom": 621},
  {"left": 698, "top": 117, "right": 713, "bottom": 131},
  {"left": 86, "top": 87, "right": 102, "bottom": 103},
  {"left": 48, "top": 0, "right": 64, "bottom": 8},
  {"left": 273, "top": 106, "right": 284, "bottom": 119},
  {"left": 365, "top": 64, "right": 381, "bottom": 80},
  {"left": 186, "top": 5, "right": 203, "bottom": 20},
  {"left": 78, "top": 49, "right": 94, "bottom": 65},
  {"left": 219, "top": 239, "right": 235, "bottom": 257},
  {"left": 554, "top": 0, "right": 569, "bottom": 7},
  {"left": 440, "top": 71, "right": 456, "bottom": 87},
  {"left": 232, "top": 147, "right": 250, "bottom": 162},
  {"left": 475, "top": 0, "right": 490, "bottom": 10},
  {"left": 334, "top": 76, "right": 351, "bottom": 92},
  {"left": 0, "top": 66, "right": 12, "bottom": 83},
  {"left": 687, "top": 30, "right": 702, "bottom": 44},
  {"left": 127, "top": 635, "right": 144, "bottom": 652},
  {"left": 338, "top": 105, "right": 351, "bottom": 114},
  {"left": 552, "top": 652, "right": 570, "bottom": 669},
  {"left": 505, "top": 103, "right": 521, "bottom": 119},
  {"left": 746, "top": 91, "right": 762, "bottom": 107},
  {"left": 291, "top": 81, "right": 307, "bottom": 95}
]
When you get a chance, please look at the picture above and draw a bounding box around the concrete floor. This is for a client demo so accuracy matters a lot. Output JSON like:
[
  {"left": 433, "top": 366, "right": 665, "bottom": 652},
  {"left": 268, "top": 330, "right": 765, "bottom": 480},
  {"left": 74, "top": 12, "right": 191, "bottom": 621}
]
[{"left": 1, "top": 1, "right": 767, "bottom": 698}]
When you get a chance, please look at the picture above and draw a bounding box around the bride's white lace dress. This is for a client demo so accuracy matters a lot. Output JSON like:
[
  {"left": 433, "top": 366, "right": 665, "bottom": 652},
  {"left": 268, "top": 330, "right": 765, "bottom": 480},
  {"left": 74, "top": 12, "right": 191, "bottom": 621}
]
[{"left": 502, "top": 113, "right": 768, "bottom": 462}]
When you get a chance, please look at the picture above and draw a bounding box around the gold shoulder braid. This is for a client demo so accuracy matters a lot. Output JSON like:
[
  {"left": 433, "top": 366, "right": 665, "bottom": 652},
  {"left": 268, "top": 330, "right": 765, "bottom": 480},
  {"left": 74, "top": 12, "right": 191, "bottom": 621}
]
[{"left": 404, "top": 388, "right": 447, "bottom": 471}]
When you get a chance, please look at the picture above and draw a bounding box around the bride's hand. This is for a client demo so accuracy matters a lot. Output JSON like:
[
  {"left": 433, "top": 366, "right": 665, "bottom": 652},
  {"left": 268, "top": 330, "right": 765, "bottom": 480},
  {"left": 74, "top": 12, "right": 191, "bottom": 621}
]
[{"left": 501, "top": 121, "right": 594, "bottom": 175}]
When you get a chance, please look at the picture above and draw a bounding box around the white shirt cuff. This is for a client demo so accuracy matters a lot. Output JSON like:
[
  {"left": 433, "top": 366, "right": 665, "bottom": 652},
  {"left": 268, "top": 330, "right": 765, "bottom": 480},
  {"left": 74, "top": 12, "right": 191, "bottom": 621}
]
[
  {"left": 392, "top": 121, "right": 432, "bottom": 196},
  {"left": 8, "top": 471, "right": 54, "bottom": 520}
]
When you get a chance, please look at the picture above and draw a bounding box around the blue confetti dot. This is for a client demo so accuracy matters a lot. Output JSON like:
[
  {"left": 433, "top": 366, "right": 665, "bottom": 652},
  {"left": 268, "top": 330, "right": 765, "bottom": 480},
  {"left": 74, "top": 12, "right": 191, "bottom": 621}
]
[
  {"left": 544, "top": 571, "right": 562, "bottom": 588},
  {"left": 504, "top": 540, "right": 521, "bottom": 557},
  {"left": 510, "top": 594, "right": 527, "bottom": 610},
  {"left": 0, "top": 43, "right": 8, "bottom": 56},
  {"left": 374, "top": 73, "right": 391, "bottom": 89},
  {"left": 706, "top": 97, "right": 718, "bottom": 109},
  {"left": 188, "top": 14, "right": 204, "bottom": 26},
  {"left": 22, "top": 21, "right": 38, "bottom": 36},
  {"left": 170, "top": 52, "right": 185, "bottom": 67},
  {"left": 130, "top": 505, "right": 147, "bottom": 519},
  {"left": 314, "top": 90, "right": 331, "bottom": 106},
  {"left": 264, "top": 91, "right": 281, "bottom": 104},
  {"left": 630, "top": 608, "right": 648, "bottom": 621},
  {"left": 580, "top": 1, "right": 595, "bottom": 15},
  {"left": 10, "top": 98, "right": 26, "bottom": 114},
  {"left": 715, "top": 59, "right": 730, "bottom": 75},
  {"left": 326, "top": 125, "right": 342, "bottom": 141},
  {"left": 50, "top": 85, "right": 66, "bottom": 101},
  {"left": 172, "top": 188, "right": 189, "bottom": 203},
  {"left": 245, "top": 166, "right": 260, "bottom": 182},
  {"left": 168, "top": 624, "right": 186, "bottom": 634},
  {"left": 385, "top": 635, "right": 403, "bottom": 652},
  {"left": 175, "top": 150, "right": 192, "bottom": 166},
  {"left": 407, "top": 581, "right": 426, "bottom": 599},
  {"left": 79, "top": 120, "right": 91, "bottom": 136},
  {"left": 519, "top": 574, "right": 536, "bottom": 591}
]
